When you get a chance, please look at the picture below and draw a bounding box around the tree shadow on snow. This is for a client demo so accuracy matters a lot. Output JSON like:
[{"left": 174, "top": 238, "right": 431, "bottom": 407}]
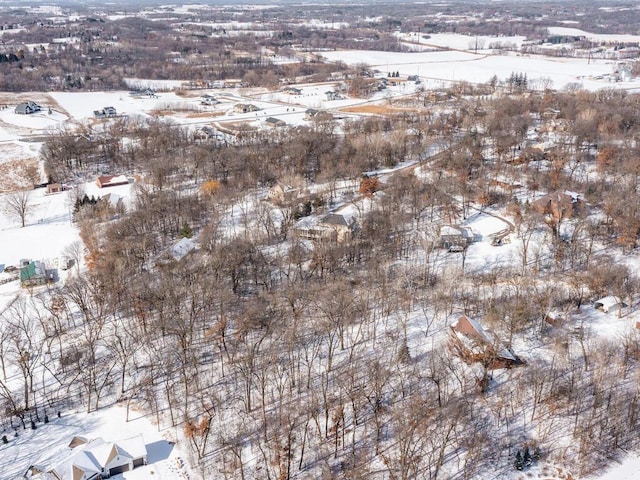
[{"left": 146, "top": 440, "right": 175, "bottom": 463}]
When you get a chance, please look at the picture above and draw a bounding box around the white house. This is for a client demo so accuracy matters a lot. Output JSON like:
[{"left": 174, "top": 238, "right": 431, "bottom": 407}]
[{"left": 27, "top": 434, "right": 147, "bottom": 480}]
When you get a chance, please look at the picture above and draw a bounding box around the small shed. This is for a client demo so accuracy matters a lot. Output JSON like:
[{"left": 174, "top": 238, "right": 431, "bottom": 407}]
[
  {"left": 594, "top": 296, "right": 626, "bottom": 314},
  {"left": 46, "top": 183, "right": 63, "bottom": 194},
  {"left": 265, "top": 117, "right": 286, "bottom": 128}
]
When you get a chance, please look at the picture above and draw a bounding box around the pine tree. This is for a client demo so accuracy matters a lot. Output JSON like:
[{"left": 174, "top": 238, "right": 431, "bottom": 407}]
[{"left": 515, "top": 450, "right": 524, "bottom": 470}]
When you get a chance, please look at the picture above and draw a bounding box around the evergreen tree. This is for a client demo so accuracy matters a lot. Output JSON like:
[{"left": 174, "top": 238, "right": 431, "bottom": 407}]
[{"left": 515, "top": 450, "right": 524, "bottom": 470}]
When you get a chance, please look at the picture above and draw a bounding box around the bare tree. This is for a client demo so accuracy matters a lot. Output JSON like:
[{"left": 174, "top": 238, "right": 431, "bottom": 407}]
[{"left": 4, "top": 189, "right": 33, "bottom": 227}]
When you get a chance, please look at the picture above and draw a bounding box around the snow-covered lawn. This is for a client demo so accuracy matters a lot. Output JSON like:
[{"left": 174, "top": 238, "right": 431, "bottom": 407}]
[
  {"left": 0, "top": 405, "right": 184, "bottom": 480},
  {"left": 317, "top": 49, "right": 638, "bottom": 91}
]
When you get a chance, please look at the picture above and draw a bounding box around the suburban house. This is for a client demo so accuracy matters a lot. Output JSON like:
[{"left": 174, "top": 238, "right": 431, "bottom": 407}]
[
  {"left": 293, "top": 212, "right": 358, "bottom": 243},
  {"left": 93, "top": 106, "right": 117, "bottom": 119},
  {"left": 282, "top": 86, "right": 302, "bottom": 95},
  {"left": 15, "top": 101, "right": 41, "bottom": 115},
  {"left": 594, "top": 296, "right": 626, "bottom": 314},
  {"left": 20, "top": 260, "right": 50, "bottom": 287},
  {"left": 96, "top": 175, "right": 129, "bottom": 188},
  {"left": 27, "top": 434, "right": 147, "bottom": 480},
  {"left": 325, "top": 91, "right": 342, "bottom": 101},
  {"left": 449, "top": 315, "right": 523, "bottom": 369},
  {"left": 438, "top": 225, "right": 476, "bottom": 251},
  {"left": 265, "top": 117, "right": 286, "bottom": 128},
  {"left": 233, "top": 103, "right": 260, "bottom": 113},
  {"left": 201, "top": 94, "right": 219, "bottom": 105},
  {"left": 305, "top": 108, "right": 320, "bottom": 119}
]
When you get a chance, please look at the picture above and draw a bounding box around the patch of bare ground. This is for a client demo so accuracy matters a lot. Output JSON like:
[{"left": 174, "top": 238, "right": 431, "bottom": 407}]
[
  {"left": 0, "top": 157, "right": 39, "bottom": 192},
  {"left": 185, "top": 111, "right": 225, "bottom": 119},
  {"left": 216, "top": 122, "right": 256, "bottom": 135},
  {"left": 149, "top": 106, "right": 207, "bottom": 116},
  {"left": 339, "top": 104, "right": 419, "bottom": 115}
]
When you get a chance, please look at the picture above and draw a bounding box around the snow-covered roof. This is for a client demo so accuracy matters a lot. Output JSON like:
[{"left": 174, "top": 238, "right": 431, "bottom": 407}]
[
  {"left": 594, "top": 295, "right": 623, "bottom": 312},
  {"left": 33, "top": 435, "right": 148, "bottom": 480},
  {"left": 171, "top": 237, "right": 196, "bottom": 260},
  {"left": 440, "top": 225, "right": 462, "bottom": 237},
  {"left": 117, "top": 434, "right": 147, "bottom": 460}
]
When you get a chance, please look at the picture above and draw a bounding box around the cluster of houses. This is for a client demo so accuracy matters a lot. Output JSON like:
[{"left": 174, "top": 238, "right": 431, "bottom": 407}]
[{"left": 26, "top": 434, "right": 147, "bottom": 480}]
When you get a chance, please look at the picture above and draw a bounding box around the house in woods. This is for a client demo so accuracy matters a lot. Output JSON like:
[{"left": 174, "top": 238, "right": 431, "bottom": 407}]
[
  {"left": 15, "top": 101, "right": 41, "bottom": 114},
  {"left": 268, "top": 184, "right": 301, "bottom": 205},
  {"left": 20, "top": 260, "right": 49, "bottom": 287},
  {"left": 233, "top": 103, "right": 260, "bottom": 113},
  {"left": 532, "top": 191, "right": 583, "bottom": 218},
  {"left": 594, "top": 296, "right": 626, "bottom": 314},
  {"left": 265, "top": 117, "right": 286, "bottom": 128},
  {"left": 293, "top": 212, "right": 357, "bottom": 243},
  {"left": 94, "top": 106, "right": 117, "bottom": 118},
  {"left": 27, "top": 434, "right": 147, "bottom": 479},
  {"left": 96, "top": 174, "right": 129, "bottom": 188},
  {"left": 438, "top": 225, "right": 475, "bottom": 251},
  {"left": 305, "top": 108, "right": 319, "bottom": 119},
  {"left": 170, "top": 237, "right": 196, "bottom": 261},
  {"left": 531, "top": 191, "right": 584, "bottom": 237},
  {"left": 449, "top": 315, "right": 523, "bottom": 369},
  {"left": 321, "top": 213, "right": 358, "bottom": 242}
]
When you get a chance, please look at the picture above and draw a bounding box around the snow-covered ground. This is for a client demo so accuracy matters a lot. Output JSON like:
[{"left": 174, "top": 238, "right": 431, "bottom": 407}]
[
  {"left": 317, "top": 49, "right": 638, "bottom": 91},
  {"left": 0, "top": 405, "right": 184, "bottom": 480},
  {"left": 395, "top": 32, "right": 528, "bottom": 51}
]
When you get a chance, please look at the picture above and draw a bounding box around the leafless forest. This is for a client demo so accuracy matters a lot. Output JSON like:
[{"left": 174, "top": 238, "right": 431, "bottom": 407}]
[{"left": 2, "top": 1, "right": 640, "bottom": 479}]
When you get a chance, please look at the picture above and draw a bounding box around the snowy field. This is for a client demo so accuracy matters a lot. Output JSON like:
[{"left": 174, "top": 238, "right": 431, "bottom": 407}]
[
  {"left": 318, "top": 49, "right": 638, "bottom": 91},
  {"left": 395, "top": 32, "right": 528, "bottom": 51}
]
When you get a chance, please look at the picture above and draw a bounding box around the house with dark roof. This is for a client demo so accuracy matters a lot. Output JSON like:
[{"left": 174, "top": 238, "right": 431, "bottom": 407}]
[
  {"left": 265, "top": 117, "right": 286, "bottom": 128},
  {"left": 94, "top": 106, "right": 117, "bottom": 118},
  {"left": 15, "top": 101, "right": 41, "bottom": 115}
]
